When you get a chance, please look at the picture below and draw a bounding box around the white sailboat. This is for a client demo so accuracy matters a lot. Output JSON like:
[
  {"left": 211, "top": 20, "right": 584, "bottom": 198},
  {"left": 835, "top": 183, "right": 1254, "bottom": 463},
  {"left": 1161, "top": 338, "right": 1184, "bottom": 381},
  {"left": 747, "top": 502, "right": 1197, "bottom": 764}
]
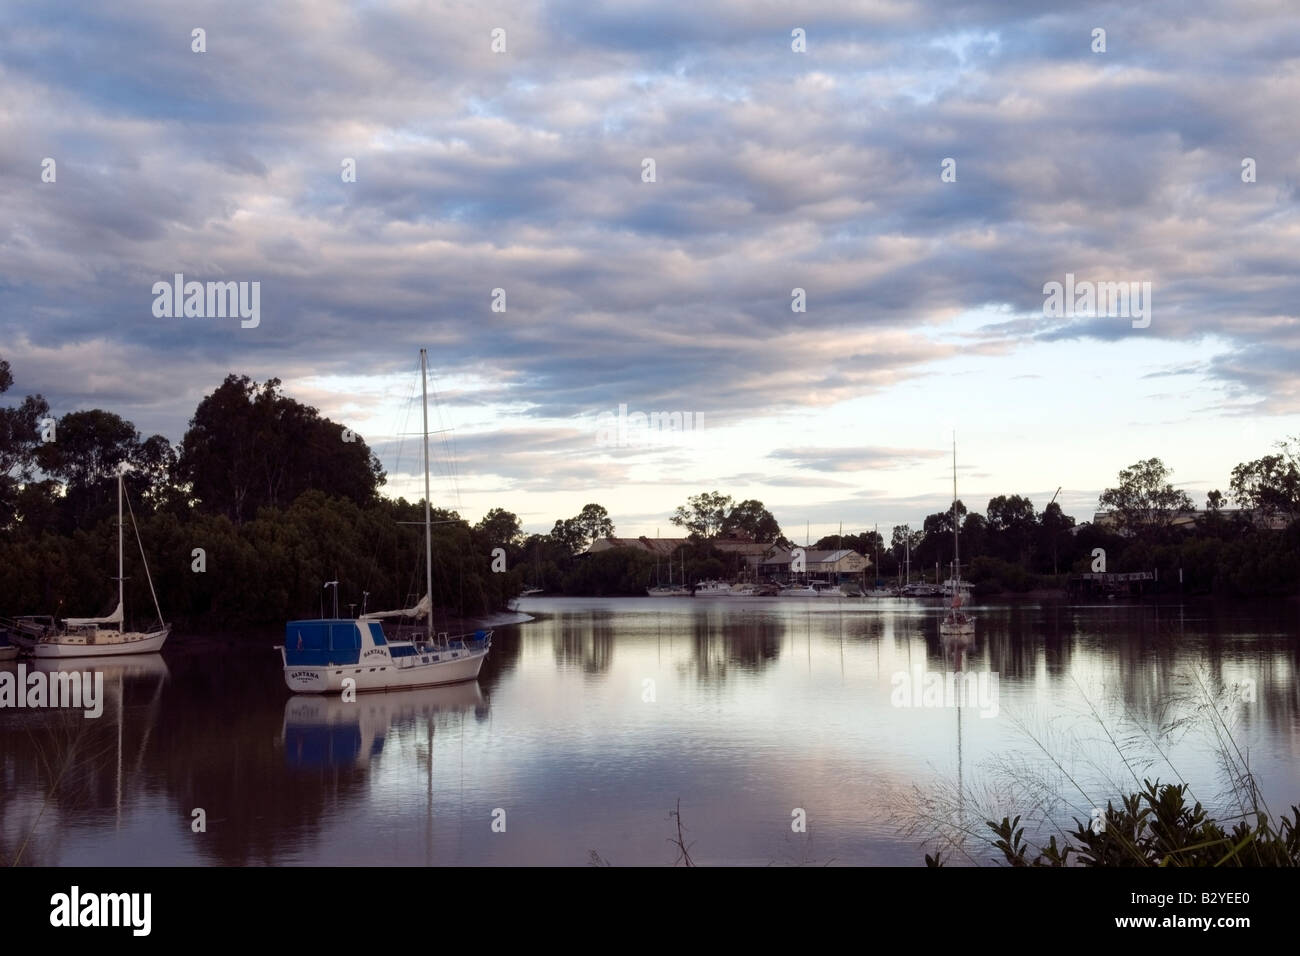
[
  {"left": 939, "top": 436, "right": 975, "bottom": 641},
  {"left": 31, "top": 470, "right": 171, "bottom": 658},
  {"left": 277, "top": 349, "right": 491, "bottom": 694},
  {"left": 647, "top": 545, "right": 690, "bottom": 596}
]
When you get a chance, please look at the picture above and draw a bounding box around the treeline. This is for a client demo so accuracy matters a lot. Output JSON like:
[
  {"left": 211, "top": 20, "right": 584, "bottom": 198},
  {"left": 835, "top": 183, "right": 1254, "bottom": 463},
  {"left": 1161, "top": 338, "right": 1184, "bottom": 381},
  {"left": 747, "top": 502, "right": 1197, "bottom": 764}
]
[
  {"left": 815, "top": 456, "right": 1300, "bottom": 597},
  {"left": 0, "top": 360, "right": 521, "bottom": 628},
  {"left": 4, "top": 353, "right": 1299, "bottom": 613}
]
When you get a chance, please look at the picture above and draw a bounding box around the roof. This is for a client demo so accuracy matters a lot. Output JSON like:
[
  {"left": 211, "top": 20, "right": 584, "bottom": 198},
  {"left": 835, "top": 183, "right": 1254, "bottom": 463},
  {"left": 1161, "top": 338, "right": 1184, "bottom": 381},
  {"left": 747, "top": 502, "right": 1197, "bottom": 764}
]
[
  {"left": 584, "top": 535, "right": 779, "bottom": 556},
  {"left": 761, "top": 548, "right": 868, "bottom": 565}
]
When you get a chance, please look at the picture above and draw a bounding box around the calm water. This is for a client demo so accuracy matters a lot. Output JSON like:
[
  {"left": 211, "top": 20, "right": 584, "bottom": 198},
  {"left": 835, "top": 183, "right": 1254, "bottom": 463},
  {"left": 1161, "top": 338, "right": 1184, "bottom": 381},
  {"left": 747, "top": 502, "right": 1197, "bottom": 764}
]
[{"left": 2, "top": 597, "right": 1298, "bottom": 866}]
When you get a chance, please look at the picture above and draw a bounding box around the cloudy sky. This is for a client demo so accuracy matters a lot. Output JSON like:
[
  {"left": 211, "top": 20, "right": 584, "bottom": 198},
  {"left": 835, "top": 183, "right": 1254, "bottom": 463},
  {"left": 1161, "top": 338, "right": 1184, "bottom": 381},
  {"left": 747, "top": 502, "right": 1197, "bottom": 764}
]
[{"left": 3, "top": 0, "right": 1299, "bottom": 539}]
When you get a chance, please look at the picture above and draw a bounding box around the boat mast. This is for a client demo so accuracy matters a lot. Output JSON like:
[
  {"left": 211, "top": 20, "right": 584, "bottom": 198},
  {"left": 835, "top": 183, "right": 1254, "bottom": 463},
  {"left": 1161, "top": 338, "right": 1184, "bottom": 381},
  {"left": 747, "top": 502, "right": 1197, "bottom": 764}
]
[
  {"left": 952, "top": 434, "right": 959, "bottom": 583},
  {"left": 420, "top": 349, "right": 433, "bottom": 642},
  {"left": 118, "top": 469, "right": 124, "bottom": 634}
]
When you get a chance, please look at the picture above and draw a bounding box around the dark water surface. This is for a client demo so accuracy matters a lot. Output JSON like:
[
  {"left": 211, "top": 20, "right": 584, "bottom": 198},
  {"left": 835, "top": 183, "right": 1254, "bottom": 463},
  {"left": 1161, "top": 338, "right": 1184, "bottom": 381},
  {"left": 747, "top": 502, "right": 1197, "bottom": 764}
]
[{"left": 3, "top": 596, "right": 1298, "bottom": 866}]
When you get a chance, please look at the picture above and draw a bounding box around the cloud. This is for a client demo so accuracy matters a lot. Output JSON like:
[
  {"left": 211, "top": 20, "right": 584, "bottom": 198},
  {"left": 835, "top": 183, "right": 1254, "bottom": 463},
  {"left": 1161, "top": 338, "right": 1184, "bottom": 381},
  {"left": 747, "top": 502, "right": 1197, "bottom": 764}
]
[
  {"left": 3, "top": 0, "right": 1299, "bottom": 523},
  {"left": 769, "top": 446, "right": 947, "bottom": 472}
]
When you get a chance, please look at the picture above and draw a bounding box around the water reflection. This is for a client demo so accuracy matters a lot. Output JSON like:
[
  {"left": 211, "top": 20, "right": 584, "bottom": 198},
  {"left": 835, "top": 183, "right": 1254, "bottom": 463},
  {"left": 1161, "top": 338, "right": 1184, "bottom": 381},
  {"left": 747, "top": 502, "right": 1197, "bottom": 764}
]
[
  {"left": 1, "top": 599, "right": 1297, "bottom": 865},
  {"left": 283, "top": 683, "right": 487, "bottom": 770}
]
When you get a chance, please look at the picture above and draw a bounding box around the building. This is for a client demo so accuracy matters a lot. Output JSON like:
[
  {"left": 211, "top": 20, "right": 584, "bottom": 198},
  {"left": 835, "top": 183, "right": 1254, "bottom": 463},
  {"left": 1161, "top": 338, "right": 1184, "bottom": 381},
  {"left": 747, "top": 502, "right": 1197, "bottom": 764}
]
[
  {"left": 1092, "top": 509, "right": 1289, "bottom": 535},
  {"left": 584, "top": 532, "right": 775, "bottom": 567},
  {"left": 760, "top": 547, "right": 871, "bottom": 583}
]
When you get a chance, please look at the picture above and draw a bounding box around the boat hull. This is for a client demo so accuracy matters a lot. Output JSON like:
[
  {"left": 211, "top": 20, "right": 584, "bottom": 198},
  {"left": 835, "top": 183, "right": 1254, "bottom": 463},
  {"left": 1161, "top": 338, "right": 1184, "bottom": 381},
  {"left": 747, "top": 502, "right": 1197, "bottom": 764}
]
[
  {"left": 282, "top": 646, "right": 488, "bottom": 694},
  {"left": 31, "top": 627, "right": 170, "bottom": 658},
  {"left": 939, "top": 621, "right": 975, "bottom": 640}
]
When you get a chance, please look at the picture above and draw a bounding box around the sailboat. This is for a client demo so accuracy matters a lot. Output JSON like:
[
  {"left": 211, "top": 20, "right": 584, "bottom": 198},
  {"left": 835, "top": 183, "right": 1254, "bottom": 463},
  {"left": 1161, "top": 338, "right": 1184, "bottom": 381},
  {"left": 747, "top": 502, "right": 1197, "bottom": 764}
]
[
  {"left": 939, "top": 436, "right": 975, "bottom": 641},
  {"left": 29, "top": 470, "right": 170, "bottom": 658},
  {"left": 647, "top": 543, "right": 690, "bottom": 596},
  {"left": 277, "top": 349, "right": 491, "bottom": 694}
]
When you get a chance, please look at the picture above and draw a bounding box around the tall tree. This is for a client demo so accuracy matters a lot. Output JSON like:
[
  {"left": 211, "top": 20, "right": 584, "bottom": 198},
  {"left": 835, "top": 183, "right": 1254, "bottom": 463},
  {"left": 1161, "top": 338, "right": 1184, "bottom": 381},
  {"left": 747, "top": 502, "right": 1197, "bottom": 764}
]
[
  {"left": 720, "top": 499, "right": 781, "bottom": 542},
  {"left": 671, "top": 491, "right": 733, "bottom": 539},
  {"left": 475, "top": 508, "right": 523, "bottom": 550},
  {"left": 177, "top": 375, "right": 385, "bottom": 523},
  {"left": 550, "top": 518, "right": 585, "bottom": 555},
  {"left": 986, "top": 494, "right": 1037, "bottom": 562},
  {"left": 1099, "top": 458, "right": 1193, "bottom": 537},
  {"left": 570, "top": 503, "right": 614, "bottom": 547},
  {"left": 1038, "top": 501, "right": 1076, "bottom": 575},
  {"left": 1230, "top": 439, "right": 1300, "bottom": 523}
]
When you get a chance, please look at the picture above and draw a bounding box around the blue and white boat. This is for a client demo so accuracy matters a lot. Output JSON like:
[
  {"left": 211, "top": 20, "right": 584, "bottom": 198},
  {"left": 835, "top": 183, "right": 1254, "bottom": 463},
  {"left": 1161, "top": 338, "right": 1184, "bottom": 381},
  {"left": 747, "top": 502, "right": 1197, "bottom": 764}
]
[
  {"left": 276, "top": 348, "right": 492, "bottom": 695},
  {"left": 279, "top": 617, "right": 490, "bottom": 694}
]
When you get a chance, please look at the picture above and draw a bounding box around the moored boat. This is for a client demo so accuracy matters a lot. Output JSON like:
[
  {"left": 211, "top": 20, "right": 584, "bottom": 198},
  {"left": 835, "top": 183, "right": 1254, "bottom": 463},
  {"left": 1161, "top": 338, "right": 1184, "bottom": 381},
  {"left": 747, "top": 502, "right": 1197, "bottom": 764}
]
[
  {"left": 778, "top": 583, "right": 818, "bottom": 596},
  {"left": 279, "top": 617, "right": 490, "bottom": 694},
  {"left": 693, "top": 579, "right": 734, "bottom": 596},
  {"left": 30, "top": 470, "right": 171, "bottom": 659},
  {"left": 277, "top": 349, "right": 491, "bottom": 695},
  {"left": 939, "top": 437, "right": 975, "bottom": 642}
]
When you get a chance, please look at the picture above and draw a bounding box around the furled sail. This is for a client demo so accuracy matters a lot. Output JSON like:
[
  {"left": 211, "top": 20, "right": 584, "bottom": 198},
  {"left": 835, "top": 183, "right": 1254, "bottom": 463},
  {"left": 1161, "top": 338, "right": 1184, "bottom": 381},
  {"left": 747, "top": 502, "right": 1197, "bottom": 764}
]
[
  {"left": 65, "top": 601, "right": 124, "bottom": 627},
  {"left": 359, "top": 594, "right": 430, "bottom": 621}
]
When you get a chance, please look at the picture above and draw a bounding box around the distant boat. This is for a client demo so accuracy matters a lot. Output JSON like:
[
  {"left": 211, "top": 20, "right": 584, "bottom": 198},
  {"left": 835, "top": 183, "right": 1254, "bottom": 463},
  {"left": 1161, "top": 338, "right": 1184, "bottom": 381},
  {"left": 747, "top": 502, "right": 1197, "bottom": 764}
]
[
  {"left": 813, "top": 582, "right": 845, "bottom": 597},
  {"left": 941, "top": 578, "right": 972, "bottom": 599},
  {"left": 693, "top": 579, "right": 735, "bottom": 596},
  {"left": 728, "top": 584, "right": 759, "bottom": 596},
  {"left": 940, "top": 437, "right": 975, "bottom": 642},
  {"left": 0, "top": 615, "right": 56, "bottom": 653},
  {"left": 901, "top": 583, "right": 941, "bottom": 598},
  {"left": 778, "top": 583, "right": 818, "bottom": 597},
  {"left": 0, "top": 628, "right": 16, "bottom": 662},
  {"left": 277, "top": 349, "right": 491, "bottom": 694},
  {"left": 30, "top": 470, "right": 171, "bottom": 659},
  {"left": 647, "top": 546, "right": 691, "bottom": 596}
]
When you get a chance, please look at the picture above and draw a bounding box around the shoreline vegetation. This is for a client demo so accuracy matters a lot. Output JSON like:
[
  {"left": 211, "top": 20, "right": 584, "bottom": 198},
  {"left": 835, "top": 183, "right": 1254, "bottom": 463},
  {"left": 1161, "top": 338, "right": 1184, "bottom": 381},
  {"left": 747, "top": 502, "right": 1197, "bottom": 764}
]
[
  {"left": 911, "top": 668, "right": 1300, "bottom": 867},
  {"left": 3, "top": 359, "right": 1300, "bottom": 628}
]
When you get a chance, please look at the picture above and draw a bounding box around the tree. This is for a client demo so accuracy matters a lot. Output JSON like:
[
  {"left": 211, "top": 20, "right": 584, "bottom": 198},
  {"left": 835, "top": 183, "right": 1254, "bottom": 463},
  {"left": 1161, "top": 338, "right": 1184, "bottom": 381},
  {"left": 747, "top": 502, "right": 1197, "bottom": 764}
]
[
  {"left": 720, "top": 499, "right": 781, "bottom": 542},
  {"left": 1206, "top": 489, "right": 1226, "bottom": 512},
  {"left": 671, "top": 491, "right": 733, "bottom": 539},
  {"left": 571, "top": 503, "right": 614, "bottom": 546},
  {"left": 1098, "top": 458, "right": 1194, "bottom": 538},
  {"left": 986, "top": 494, "right": 1037, "bottom": 563},
  {"left": 960, "top": 512, "right": 989, "bottom": 558},
  {"left": 1229, "top": 440, "right": 1300, "bottom": 523},
  {"left": 131, "top": 433, "right": 179, "bottom": 508},
  {"left": 0, "top": 358, "right": 50, "bottom": 527},
  {"left": 177, "top": 375, "right": 385, "bottom": 523},
  {"left": 1038, "top": 501, "right": 1076, "bottom": 575},
  {"left": 35, "top": 409, "right": 155, "bottom": 528},
  {"left": 550, "top": 518, "right": 585, "bottom": 555},
  {"left": 475, "top": 508, "right": 523, "bottom": 551},
  {"left": 891, "top": 525, "right": 922, "bottom": 575}
]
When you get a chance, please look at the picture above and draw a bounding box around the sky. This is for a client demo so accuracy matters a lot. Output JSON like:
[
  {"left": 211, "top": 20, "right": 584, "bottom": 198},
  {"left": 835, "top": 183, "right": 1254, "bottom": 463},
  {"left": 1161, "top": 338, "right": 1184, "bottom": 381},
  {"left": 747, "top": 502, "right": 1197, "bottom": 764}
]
[{"left": 3, "top": 0, "right": 1299, "bottom": 540}]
